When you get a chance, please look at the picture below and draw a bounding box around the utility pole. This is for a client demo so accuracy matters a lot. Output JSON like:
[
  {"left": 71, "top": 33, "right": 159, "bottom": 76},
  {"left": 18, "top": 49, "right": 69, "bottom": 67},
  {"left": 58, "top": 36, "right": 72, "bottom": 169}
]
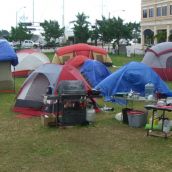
[
  {"left": 62, "top": 0, "right": 65, "bottom": 27},
  {"left": 16, "top": 6, "right": 26, "bottom": 27},
  {"left": 33, "top": 0, "right": 35, "bottom": 24},
  {"left": 102, "top": 0, "right": 104, "bottom": 17}
]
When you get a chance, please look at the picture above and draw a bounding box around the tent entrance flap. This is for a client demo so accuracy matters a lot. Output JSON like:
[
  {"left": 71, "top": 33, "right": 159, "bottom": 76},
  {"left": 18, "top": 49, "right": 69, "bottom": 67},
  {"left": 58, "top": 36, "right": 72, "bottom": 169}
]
[
  {"left": 166, "top": 56, "right": 172, "bottom": 68},
  {"left": 25, "top": 74, "right": 50, "bottom": 102}
]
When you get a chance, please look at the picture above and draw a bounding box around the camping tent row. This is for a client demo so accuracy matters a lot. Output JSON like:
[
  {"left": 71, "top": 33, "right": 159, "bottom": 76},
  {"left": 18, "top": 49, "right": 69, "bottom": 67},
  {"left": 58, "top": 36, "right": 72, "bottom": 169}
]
[
  {"left": 52, "top": 43, "right": 112, "bottom": 66},
  {"left": 0, "top": 39, "right": 18, "bottom": 92},
  {"left": 142, "top": 42, "right": 172, "bottom": 81}
]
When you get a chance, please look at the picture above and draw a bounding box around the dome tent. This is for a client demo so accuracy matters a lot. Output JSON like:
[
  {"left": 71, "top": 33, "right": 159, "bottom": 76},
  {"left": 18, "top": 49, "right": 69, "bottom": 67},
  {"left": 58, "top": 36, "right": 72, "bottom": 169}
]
[
  {"left": 95, "top": 62, "right": 172, "bottom": 103},
  {"left": 13, "top": 64, "right": 91, "bottom": 116},
  {"left": 80, "top": 59, "right": 111, "bottom": 87},
  {"left": 52, "top": 43, "right": 112, "bottom": 66},
  {"left": 65, "top": 55, "right": 88, "bottom": 68},
  {"left": 12, "top": 49, "right": 50, "bottom": 77},
  {"left": 142, "top": 42, "right": 172, "bottom": 81},
  {"left": 0, "top": 39, "right": 18, "bottom": 92}
]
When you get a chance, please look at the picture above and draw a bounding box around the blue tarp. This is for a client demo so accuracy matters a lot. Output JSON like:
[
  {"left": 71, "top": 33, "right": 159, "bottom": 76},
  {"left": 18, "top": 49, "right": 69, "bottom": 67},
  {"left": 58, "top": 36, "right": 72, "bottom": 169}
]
[
  {"left": 80, "top": 59, "right": 111, "bottom": 87},
  {"left": 0, "top": 39, "right": 18, "bottom": 66},
  {"left": 95, "top": 61, "right": 172, "bottom": 103}
]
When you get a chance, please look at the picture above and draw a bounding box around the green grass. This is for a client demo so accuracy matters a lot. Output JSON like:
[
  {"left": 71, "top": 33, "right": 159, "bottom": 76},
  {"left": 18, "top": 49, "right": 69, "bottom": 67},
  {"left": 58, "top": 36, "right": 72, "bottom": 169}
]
[
  {"left": 45, "top": 52, "right": 54, "bottom": 62},
  {"left": 110, "top": 53, "right": 143, "bottom": 67},
  {"left": 1, "top": 54, "right": 172, "bottom": 172}
]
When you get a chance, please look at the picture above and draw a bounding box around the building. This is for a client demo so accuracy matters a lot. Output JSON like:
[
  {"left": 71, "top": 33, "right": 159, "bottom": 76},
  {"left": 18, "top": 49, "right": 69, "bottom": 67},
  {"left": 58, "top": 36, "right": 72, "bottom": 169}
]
[{"left": 141, "top": 0, "right": 172, "bottom": 49}]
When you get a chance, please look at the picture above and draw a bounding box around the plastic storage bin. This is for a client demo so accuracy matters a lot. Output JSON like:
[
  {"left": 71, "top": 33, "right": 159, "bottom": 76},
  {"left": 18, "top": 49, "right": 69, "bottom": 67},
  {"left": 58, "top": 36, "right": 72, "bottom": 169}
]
[{"left": 127, "top": 110, "right": 147, "bottom": 128}]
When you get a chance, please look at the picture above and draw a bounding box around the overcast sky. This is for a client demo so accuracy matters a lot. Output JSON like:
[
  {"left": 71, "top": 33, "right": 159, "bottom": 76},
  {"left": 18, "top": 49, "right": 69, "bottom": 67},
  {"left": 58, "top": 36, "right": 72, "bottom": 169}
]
[{"left": 0, "top": 0, "right": 141, "bottom": 31}]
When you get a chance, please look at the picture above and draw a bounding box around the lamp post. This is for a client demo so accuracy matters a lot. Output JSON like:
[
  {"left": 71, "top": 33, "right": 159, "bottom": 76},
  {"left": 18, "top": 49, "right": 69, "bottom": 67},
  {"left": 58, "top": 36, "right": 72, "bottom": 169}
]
[{"left": 16, "top": 6, "right": 26, "bottom": 27}]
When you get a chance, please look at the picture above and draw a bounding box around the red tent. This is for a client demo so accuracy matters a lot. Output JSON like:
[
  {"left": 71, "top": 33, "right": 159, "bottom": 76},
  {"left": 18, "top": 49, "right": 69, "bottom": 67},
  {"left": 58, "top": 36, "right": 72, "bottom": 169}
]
[
  {"left": 12, "top": 49, "right": 50, "bottom": 77},
  {"left": 13, "top": 64, "right": 91, "bottom": 117},
  {"left": 16, "top": 48, "right": 40, "bottom": 54},
  {"left": 142, "top": 42, "right": 172, "bottom": 81},
  {"left": 57, "top": 43, "right": 107, "bottom": 56},
  {"left": 52, "top": 43, "right": 112, "bottom": 66},
  {"left": 65, "top": 55, "right": 88, "bottom": 68}
]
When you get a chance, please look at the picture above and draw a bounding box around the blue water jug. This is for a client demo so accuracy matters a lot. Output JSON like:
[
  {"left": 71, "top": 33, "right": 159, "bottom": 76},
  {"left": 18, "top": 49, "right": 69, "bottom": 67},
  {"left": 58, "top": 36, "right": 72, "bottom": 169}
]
[{"left": 145, "top": 82, "right": 155, "bottom": 99}]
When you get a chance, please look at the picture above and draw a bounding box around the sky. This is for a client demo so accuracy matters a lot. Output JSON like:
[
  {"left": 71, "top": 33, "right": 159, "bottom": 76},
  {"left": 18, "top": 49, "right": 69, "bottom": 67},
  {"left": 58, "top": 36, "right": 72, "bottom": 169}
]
[{"left": 0, "top": 0, "right": 141, "bottom": 31}]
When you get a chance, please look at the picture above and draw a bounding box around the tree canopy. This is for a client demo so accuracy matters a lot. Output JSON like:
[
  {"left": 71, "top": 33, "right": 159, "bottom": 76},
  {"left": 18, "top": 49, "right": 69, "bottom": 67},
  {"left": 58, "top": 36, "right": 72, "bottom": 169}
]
[
  {"left": 41, "top": 20, "right": 64, "bottom": 46},
  {"left": 9, "top": 23, "right": 32, "bottom": 43},
  {"left": 71, "top": 12, "right": 90, "bottom": 43}
]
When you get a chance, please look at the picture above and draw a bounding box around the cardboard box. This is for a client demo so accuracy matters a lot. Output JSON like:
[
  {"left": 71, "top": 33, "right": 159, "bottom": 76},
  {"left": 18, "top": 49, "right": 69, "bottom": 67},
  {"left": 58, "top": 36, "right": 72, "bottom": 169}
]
[{"left": 41, "top": 114, "right": 56, "bottom": 127}]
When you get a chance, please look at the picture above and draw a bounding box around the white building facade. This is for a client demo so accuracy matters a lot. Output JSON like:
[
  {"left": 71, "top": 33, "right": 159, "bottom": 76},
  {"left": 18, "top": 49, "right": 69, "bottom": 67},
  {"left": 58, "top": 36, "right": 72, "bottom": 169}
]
[{"left": 141, "top": 0, "right": 172, "bottom": 49}]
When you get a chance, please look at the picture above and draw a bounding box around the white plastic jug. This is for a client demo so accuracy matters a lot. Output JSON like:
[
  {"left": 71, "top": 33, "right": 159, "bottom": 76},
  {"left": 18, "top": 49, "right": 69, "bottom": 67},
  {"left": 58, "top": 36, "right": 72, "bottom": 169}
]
[
  {"left": 145, "top": 82, "right": 155, "bottom": 99},
  {"left": 163, "top": 119, "right": 170, "bottom": 133}
]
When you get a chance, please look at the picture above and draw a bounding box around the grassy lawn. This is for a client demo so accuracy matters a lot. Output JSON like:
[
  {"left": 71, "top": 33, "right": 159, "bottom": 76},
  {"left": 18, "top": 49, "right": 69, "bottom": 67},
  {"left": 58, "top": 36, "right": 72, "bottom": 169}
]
[{"left": 1, "top": 53, "right": 172, "bottom": 172}]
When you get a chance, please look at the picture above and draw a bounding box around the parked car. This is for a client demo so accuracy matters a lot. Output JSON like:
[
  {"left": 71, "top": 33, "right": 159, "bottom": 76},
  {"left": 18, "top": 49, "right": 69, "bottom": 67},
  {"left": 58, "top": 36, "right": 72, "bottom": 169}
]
[{"left": 21, "top": 40, "right": 39, "bottom": 48}]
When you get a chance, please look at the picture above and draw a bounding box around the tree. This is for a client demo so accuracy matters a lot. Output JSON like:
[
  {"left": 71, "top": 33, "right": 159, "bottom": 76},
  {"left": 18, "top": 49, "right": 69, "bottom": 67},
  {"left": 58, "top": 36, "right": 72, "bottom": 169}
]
[
  {"left": 154, "top": 30, "right": 167, "bottom": 43},
  {"left": 126, "top": 22, "right": 141, "bottom": 43},
  {"left": 41, "top": 20, "right": 64, "bottom": 47},
  {"left": 71, "top": 12, "right": 90, "bottom": 43},
  {"left": 96, "top": 17, "right": 114, "bottom": 47},
  {"left": 90, "top": 23, "right": 99, "bottom": 46},
  {"left": 168, "top": 34, "right": 172, "bottom": 41},
  {"left": 95, "top": 16, "right": 134, "bottom": 53},
  {"left": 0, "top": 30, "right": 10, "bottom": 39},
  {"left": 9, "top": 23, "right": 32, "bottom": 44}
]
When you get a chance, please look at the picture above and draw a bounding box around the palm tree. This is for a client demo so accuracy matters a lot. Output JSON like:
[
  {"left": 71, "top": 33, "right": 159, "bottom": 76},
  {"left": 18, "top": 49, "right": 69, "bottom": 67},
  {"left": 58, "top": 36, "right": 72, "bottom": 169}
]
[{"left": 71, "top": 12, "right": 90, "bottom": 43}]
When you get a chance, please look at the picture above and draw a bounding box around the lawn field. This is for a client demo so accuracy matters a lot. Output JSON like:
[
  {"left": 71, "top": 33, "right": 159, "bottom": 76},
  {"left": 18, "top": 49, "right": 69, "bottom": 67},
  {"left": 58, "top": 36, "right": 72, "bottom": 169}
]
[{"left": 1, "top": 53, "right": 172, "bottom": 172}]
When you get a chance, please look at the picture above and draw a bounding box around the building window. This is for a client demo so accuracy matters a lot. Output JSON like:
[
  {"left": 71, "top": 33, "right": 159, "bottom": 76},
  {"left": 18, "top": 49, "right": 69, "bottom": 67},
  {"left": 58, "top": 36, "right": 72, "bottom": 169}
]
[
  {"left": 157, "top": 6, "right": 161, "bottom": 16},
  {"left": 170, "top": 5, "right": 172, "bottom": 15},
  {"left": 162, "top": 6, "right": 167, "bottom": 16},
  {"left": 143, "top": 9, "right": 147, "bottom": 18},
  {"left": 149, "top": 8, "right": 154, "bottom": 17}
]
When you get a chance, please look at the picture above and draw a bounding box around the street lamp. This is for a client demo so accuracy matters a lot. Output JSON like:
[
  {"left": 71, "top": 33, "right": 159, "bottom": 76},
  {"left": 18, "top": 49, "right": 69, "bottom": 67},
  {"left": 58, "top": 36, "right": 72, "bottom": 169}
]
[{"left": 16, "top": 6, "right": 26, "bottom": 27}]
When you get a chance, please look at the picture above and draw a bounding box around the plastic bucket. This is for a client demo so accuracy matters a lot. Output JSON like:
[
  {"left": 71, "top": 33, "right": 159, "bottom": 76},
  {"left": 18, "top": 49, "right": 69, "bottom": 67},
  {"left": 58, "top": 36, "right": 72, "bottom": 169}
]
[{"left": 127, "top": 110, "right": 147, "bottom": 128}]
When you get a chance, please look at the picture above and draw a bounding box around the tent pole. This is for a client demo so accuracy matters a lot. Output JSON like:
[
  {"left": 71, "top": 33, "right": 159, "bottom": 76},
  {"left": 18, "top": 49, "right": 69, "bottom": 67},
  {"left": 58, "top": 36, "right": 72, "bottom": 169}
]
[{"left": 13, "top": 67, "right": 16, "bottom": 93}]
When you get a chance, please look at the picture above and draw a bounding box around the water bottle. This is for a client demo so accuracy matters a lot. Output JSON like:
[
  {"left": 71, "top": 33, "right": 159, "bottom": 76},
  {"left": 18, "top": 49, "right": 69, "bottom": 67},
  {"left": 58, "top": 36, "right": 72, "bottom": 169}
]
[
  {"left": 163, "top": 119, "right": 170, "bottom": 133},
  {"left": 145, "top": 82, "right": 155, "bottom": 99}
]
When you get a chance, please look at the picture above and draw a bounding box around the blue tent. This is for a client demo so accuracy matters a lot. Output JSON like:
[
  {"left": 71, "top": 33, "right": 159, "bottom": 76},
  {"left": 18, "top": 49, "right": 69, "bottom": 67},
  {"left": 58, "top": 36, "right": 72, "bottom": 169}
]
[
  {"left": 0, "top": 39, "right": 18, "bottom": 66},
  {"left": 80, "top": 59, "right": 111, "bottom": 87},
  {"left": 95, "top": 61, "right": 172, "bottom": 102}
]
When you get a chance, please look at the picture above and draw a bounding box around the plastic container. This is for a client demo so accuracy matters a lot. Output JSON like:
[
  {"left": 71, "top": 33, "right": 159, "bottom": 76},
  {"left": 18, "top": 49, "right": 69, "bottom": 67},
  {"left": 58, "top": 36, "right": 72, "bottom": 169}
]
[
  {"left": 163, "top": 119, "right": 170, "bottom": 133},
  {"left": 145, "top": 82, "right": 155, "bottom": 99},
  {"left": 149, "top": 113, "right": 159, "bottom": 125},
  {"left": 86, "top": 108, "right": 96, "bottom": 123},
  {"left": 127, "top": 110, "right": 147, "bottom": 128}
]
